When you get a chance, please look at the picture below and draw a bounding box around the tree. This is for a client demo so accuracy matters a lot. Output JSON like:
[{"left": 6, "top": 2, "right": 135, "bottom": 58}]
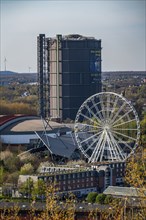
[
  {"left": 104, "top": 195, "right": 113, "bottom": 204},
  {"left": 20, "top": 163, "right": 34, "bottom": 175},
  {"left": 140, "top": 115, "right": 146, "bottom": 144},
  {"left": 37, "top": 183, "right": 75, "bottom": 220},
  {"left": 6, "top": 171, "right": 19, "bottom": 186},
  {"left": 124, "top": 146, "right": 146, "bottom": 219},
  {"left": 95, "top": 194, "right": 106, "bottom": 204},
  {"left": 3, "top": 155, "right": 18, "bottom": 173},
  {"left": 19, "top": 177, "right": 34, "bottom": 198},
  {"left": 2, "top": 181, "right": 75, "bottom": 220},
  {"left": 32, "top": 179, "right": 46, "bottom": 199},
  {"left": 86, "top": 192, "right": 98, "bottom": 203}
]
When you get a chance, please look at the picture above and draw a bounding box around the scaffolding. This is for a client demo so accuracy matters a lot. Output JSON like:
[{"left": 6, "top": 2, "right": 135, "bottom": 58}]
[{"left": 37, "top": 34, "right": 50, "bottom": 118}]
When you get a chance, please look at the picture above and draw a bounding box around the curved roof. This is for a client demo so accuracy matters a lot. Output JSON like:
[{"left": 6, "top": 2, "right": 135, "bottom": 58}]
[{"left": 0, "top": 115, "right": 70, "bottom": 135}]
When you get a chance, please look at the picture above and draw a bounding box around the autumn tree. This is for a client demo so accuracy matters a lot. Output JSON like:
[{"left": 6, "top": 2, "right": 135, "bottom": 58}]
[
  {"left": 20, "top": 163, "right": 34, "bottom": 175},
  {"left": 36, "top": 182, "right": 75, "bottom": 220},
  {"left": 124, "top": 146, "right": 146, "bottom": 219}
]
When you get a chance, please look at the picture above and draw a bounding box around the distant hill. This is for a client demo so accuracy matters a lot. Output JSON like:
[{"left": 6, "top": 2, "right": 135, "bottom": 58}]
[{"left": 0, "top": 71, "right": 18, "bottom": 75}]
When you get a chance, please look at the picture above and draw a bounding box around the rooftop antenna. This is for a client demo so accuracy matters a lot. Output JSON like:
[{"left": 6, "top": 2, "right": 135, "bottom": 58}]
[{"left": 4, "top": 57, "right": 7, "bottom": 71}]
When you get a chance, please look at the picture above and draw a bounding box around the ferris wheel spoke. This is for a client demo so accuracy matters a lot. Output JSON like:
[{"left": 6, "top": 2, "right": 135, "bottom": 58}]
[
  {"left": 80, "top": 112, "right": 99, "bottom": 126},
  {"left": 93, "top": 134, "right": 106, "bottom": 162},
  {"left": 112, "top": 130, "right": 137, "bottom": 141},
  {"left": 109, "top": 95, "right": 119, "bottom": 120},
  {"left": 108, "top": 131, "right": 126, "bottom": 160},
  {"left": 110, "top": 102, "right": 126, "bottom": 124},
  {"left": 113, "top": 119, "right": 136, "bottom": 128},
  {"left": 84, "top": 132, "right": 102, "bottom": 153},
  {"left": 106, "top": 131, "right": 119, "bottom": 160},
  {"left": 113, "top": 128, "right": 137, "bottom": 131},
  {"left": 91, "top": 99, "right": 104, "bottom": 121},
  {"left": 106, "top": 94, "right": 111, "bottom": 119},
  {"left": 99, "top": 135, "right": 108, "bottom": 162},
  {"left": 84, "top": 103, "right": 102, "bottom": 125},
  {"left": 107, "top": 132, "right": 121, "bottom": 160},
  {"left": 91, "top": 131, "right": 107, "bottom": 162},
  {"left": 76, "top": 123, "right": 102, "bottom": 131},
  {"left": 85, "top": 131, "right": 101, "bottom": 154},
  {"left": 103, "top": 132, "right": 115, "bottom": 161},
  {"left": 112, "top": 109, "right": 133, "bottom": 126},
  {"left": 89, "top": 131, "right": 105, "bottom": 163},
  {"left": 99, "top": 95, "right": 106, "bottom": 120},
  {"left": 80, "top": 131, "right": 102, "bottom": 144},
  {"left": 111, "top": 132, "right": 134, "bottom": 152}
]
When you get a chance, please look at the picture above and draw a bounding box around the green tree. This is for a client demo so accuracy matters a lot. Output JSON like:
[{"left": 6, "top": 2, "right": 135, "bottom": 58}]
[
  {"left": 141, "top": 115, "right": 146, "bottom": 144},
  {"left": 95, "top": 193, "right": 106, "bottom": 204},
  {"left": 20, "top": 163, "right": 34, "bottom": 175},
  {"left": 86, "top": 192, "right": 98, "bottom": 203},
  {"left": 19, "top": 177, "right": 34, "bottom": 198},
  {"left": 32, "top": 179, "right": 46, "bottom": 199},
  {"left": 0, "top": 166, "right": 4, "bottom": 186}
]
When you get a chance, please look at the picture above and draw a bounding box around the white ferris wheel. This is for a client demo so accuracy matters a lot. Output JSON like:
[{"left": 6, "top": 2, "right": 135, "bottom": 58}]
[{"left": 74, "top": 92, "right": 140, "bottom": 163}]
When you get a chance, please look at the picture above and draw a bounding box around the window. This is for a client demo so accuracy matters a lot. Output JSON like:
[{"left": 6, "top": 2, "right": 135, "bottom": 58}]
[
  {"left": 63, "top": 175, "right": 66, "bottom": 180},
  {"left": 91, "top": 172, "right": 94, "bottom": 177},
  {"left": 77, "top": 173, "right": 80, "bottom": 178},
  {"left": 82, "top": 173, "right": 85, "bottom": 177}
]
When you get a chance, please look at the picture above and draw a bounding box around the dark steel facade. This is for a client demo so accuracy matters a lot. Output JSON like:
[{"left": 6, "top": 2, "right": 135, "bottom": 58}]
[{"left": 37, "top": 34, "right": 102, "bottom": 120}]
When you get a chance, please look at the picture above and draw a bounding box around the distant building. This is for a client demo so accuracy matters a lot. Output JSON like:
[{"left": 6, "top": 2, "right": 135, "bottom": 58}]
[
  {"left": 17, "top": 160, "right": 126, "bottom": 198},
  {"left": 37, "top": 34, "right": 102, "bottom": 120},
  {"left": 38, "top": 161, "right": 126, "bottom": 197},
  {"left": 38, "top": 167, "right": 108, "bottom": 197}
]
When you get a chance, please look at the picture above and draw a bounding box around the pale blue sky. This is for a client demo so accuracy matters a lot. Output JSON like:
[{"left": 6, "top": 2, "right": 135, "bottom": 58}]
[{"left": 1, "top": 0, "right": 146, "bottom": 73}]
